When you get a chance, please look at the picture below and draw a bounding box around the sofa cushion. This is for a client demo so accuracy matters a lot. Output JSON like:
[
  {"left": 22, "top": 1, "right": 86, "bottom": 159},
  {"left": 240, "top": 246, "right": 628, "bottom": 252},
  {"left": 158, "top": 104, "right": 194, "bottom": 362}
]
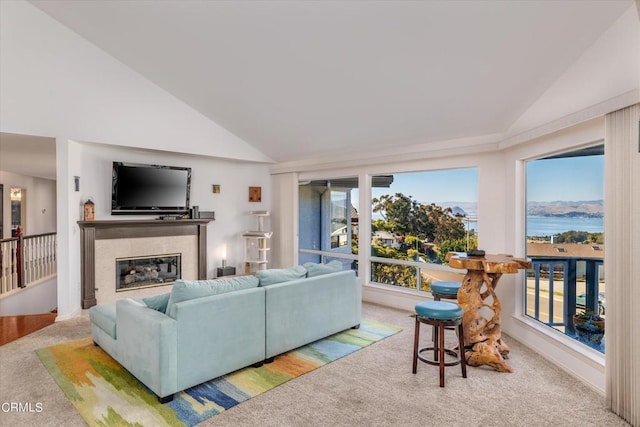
[
  {"left": 165, "top": 275, "right": 260, "bottom": 318},
  {"left": 89, "top": 302, "right": 117, "bottom": 339},
  {"left": 142, "top": 293, "right": 170, "bottom": 312},
  {"left": 256, "top": 265, "right": 307, "bottom": 287},
  {"left": 303, "top": 260, "right": 343, "bottom": 277}
]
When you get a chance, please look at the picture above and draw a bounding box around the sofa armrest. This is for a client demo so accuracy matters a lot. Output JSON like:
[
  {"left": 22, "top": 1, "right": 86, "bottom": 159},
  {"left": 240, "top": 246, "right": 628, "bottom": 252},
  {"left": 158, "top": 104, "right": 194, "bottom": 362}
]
[{"left": 115, "top": 299, "right": 178, "bottom": 399}]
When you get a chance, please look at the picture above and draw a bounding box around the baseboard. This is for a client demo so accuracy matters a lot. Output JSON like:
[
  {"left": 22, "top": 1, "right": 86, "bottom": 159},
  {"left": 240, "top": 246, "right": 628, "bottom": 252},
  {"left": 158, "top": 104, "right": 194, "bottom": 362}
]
[
  {"left": 54, "top": 308, "right": 82, "bottom": 322},
  {"left": 362, "top": 283, "right": 431, "bottom": 312}
]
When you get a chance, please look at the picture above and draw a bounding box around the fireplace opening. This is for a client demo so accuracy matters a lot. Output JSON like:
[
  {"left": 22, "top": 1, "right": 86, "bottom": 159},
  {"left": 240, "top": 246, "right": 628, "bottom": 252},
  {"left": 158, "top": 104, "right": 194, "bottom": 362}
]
[{"left": 116, "top": 253, "right": 182, "bottom": 291}]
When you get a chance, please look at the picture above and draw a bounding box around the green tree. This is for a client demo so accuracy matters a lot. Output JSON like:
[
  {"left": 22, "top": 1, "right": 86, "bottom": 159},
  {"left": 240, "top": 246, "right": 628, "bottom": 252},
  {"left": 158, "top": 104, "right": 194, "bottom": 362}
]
[
  {"left": 372, "top": 193, "right": 421, "bottom": 235},
  {"left": 371, "top": 240, "right": 417, "bottom": 288},
  {"left": 372, "top": 193, "right": 466, "bottom": 244},
  {"left": 404, "top": 235, "right": 423, "bottom": 253},
  {"left": 422, "top": 203, "right": 466, "bottom": 245},
  {"left": 371, "top": 219, "right": 394, "bottom": 233},
  {"left": 555, "top": 230, "right": 604, "bottom": 244},
  {"left": 438, "top": 236, "right": 478, "bottom": 263}
]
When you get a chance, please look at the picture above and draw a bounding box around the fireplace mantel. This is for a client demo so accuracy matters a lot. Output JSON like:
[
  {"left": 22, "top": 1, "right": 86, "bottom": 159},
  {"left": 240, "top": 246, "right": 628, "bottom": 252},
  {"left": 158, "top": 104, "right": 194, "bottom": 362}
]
[{"left": 78, "top": 219, "right": 211, "bottom": 308}]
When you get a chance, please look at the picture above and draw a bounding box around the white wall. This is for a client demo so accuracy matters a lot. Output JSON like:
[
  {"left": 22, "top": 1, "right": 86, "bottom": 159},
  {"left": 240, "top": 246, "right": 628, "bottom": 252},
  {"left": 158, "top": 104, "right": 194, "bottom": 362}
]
[
  {"left": 507, "top": 5, "right": 640, "bottom": 137},
  {"left": 0, "top": 1, "right": 275, "bottom": 320},
  {"left": 55, "top": 138, "right": 83, "bottom": 320},
  {"left": 0, "top": 1, "right": 271, "bottom": 164},
  {"left": 55, "top": 140, "right": 272, "bottom": 321},
  {"left": 77, "top": 142, "right": 271, "bottom": 276},
  {"left": 0, "top": 171, "right": 56, "bottom": 238},
  {"left": 0, "top": 277, "right": 56, "bottom": 316}
]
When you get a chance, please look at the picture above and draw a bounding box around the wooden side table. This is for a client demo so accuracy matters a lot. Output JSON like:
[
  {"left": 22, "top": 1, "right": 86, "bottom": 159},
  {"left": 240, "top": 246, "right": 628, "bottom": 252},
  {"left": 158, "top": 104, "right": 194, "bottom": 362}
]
[{"left": 447, "top": 252, "right": 531, "bottom": 373}]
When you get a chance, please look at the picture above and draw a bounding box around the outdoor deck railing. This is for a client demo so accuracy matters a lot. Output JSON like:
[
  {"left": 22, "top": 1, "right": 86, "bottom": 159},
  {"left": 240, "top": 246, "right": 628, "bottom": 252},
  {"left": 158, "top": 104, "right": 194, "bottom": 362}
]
[
  {"left": 0, "top": 232, "right": 57, "bottom": 295},
  {"left": 527, "top": 256, "right": 603, "bottom": 332},
  {"left": 299, "top": 248, "right": 462, "bottom": 292},
  {"left": 300, "top": 249, "right": 604, "bottom": 337}
]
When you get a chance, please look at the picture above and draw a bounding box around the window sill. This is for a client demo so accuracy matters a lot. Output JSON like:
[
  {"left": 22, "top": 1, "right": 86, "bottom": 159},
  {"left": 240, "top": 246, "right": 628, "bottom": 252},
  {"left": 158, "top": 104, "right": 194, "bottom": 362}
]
[{"left": 512, "top": 314, "right": 605, "bottom": 367}]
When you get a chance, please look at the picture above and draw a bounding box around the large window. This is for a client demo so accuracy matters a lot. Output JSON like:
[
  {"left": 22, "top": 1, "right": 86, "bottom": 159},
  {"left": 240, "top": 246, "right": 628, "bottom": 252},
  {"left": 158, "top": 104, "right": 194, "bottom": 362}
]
[
  {"left": 369, "top": 168, "right": 478, "bottom": 291},
  {"left": 297, "top": 169, "right": 479, "bottom": 293},
  {"left": 524, "top": 145, "right": 605, "bottom": 353}
]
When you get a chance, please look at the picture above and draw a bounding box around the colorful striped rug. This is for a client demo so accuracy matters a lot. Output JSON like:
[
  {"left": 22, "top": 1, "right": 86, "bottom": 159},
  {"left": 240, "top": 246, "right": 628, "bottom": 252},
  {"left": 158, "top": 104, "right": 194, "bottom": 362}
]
[{"left": 36, "top": 319, "right": 401, "bottom": 426}]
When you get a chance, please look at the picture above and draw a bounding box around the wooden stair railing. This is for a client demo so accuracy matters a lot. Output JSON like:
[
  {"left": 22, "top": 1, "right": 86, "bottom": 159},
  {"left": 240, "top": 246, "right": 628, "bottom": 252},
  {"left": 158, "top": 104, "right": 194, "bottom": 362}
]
[{"left": 0, "top": 231, "right": 57, "bottom": 296}]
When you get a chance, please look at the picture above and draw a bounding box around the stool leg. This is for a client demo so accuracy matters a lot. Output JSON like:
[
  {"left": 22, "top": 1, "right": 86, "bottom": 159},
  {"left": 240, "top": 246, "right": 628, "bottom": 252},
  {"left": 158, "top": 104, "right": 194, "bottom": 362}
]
[
  {"left": 458, "top": 323, "right": 467, "bottom": 379},
  {"left": 412, "top": 316, "right": 420, "bottom": 374},
  {"left": 433, "top": 324, "right": 439, "bottom": 361},
  {"left": 439, "top": 324, "right": 446, "bottom": 387},
  {"left": 431, "top": 294, "right": 440, "bottom": 343}
]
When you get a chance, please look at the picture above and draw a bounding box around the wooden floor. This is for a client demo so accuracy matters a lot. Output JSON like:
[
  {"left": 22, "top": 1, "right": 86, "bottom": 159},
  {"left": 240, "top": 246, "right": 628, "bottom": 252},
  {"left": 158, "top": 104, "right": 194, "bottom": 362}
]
[{"left": 0, "top": 313, "right": 57, "bottom": 346}]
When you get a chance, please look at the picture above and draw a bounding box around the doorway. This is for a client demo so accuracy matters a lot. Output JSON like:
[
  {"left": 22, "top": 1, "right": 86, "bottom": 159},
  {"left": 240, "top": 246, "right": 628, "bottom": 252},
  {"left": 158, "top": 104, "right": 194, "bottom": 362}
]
[{"left": 10, "top": 186, "right": 26, "bottom": 236}]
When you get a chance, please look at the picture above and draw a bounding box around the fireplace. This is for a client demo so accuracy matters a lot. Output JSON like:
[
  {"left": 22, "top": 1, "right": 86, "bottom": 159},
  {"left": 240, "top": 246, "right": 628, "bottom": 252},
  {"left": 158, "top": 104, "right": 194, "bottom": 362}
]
[
  {"left": 78, "top": 219, "right": 211, "bottom": 308},
  {"left": 116, "top": 254, "right": 182, "bottom": 291}
]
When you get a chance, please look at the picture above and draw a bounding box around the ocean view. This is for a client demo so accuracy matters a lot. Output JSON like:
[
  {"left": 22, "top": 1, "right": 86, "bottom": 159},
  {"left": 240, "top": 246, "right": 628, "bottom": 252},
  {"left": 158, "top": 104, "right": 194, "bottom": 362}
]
[{"left": 526, "top": 216, "right": 603, "bottom": 236}]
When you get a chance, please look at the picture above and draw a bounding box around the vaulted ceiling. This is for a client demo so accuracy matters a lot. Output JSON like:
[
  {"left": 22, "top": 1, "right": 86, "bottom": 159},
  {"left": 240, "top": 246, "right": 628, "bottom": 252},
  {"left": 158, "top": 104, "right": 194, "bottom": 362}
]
[{"left": 4, "top": 0, "right": 637, "bottom": 175}]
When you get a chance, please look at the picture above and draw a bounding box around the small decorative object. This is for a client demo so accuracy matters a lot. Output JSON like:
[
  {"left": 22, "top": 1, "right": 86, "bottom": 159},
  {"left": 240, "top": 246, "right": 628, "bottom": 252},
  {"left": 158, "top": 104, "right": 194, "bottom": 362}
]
[
  {"left": 249, "top": 186, "right": 262, "bottom": 202},
  {"left": 575, "top": 321, "right": 605, "bottom": 346},
  {"left": 467, "top": 249, "right": 485, "bottom": 257},
  {"left": 572, "top": 311, "right": 605, "bottom": 329},
  {"left": 83, "top": 198, "right": 95, "bottom": 221},
  {"left": 212, "top": 184, "right": 220, "bottom": 194}
]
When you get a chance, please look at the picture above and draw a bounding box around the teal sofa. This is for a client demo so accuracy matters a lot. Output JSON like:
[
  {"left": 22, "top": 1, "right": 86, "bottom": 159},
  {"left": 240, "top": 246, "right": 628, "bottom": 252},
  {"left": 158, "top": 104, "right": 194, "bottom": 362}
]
[{"left": 89, "top": 265, "right": 360, "bottom": 403}]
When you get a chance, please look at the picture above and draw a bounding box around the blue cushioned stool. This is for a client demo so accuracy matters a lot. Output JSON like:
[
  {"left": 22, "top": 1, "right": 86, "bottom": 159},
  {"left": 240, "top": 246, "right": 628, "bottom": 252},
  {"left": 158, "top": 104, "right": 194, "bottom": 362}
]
[
  {"left": 430, "top": 281, "right": 461, "bottom": 301},
  {"left": 412, "top": 301, "right": 467, "bottom": 387},
  {"left": 430, "top": 281, "right": 462, "bottom": 342}
]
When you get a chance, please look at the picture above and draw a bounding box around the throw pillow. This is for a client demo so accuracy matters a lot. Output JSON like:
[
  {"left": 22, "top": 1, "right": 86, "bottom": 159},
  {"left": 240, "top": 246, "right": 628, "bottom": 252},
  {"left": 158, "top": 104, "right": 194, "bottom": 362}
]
[
  {"left": 303, "top": 260, "right": 343, "bottom": 277},
  {"left": 165, "top": 275, "right": 259, "bottom": 318},
  {"left": 256, "top": 265, "right": 307, "bottom": 287},
  {"left": 142, "top": 293, "right": 170, "bottom": 313}
]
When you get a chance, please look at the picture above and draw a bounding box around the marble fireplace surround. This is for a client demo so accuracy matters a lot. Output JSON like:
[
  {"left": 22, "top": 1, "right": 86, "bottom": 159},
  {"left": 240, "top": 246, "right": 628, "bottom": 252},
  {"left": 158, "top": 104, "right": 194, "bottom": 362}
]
[{"left": 78, "top": 219, "right": 211, "bottom": 308}]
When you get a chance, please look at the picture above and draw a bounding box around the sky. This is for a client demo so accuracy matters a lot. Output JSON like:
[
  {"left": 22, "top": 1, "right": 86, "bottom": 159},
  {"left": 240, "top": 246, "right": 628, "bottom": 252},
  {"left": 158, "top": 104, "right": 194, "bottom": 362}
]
[
  {"left": 371, "top": 168, "right": 478, "bottom": 204},
  {"left": 348, "top": 154, "right": 603, "bottom": 214},
  {"left": 526, "top": 155, "right": 604, "bottom": 202},
  {"left": 350, "top": 168, "right": 478, "bottom": 214}
]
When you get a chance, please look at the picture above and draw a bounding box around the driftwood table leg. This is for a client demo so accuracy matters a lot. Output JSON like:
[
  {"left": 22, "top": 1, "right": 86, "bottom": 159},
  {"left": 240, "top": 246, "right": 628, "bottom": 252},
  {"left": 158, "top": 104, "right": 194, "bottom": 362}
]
[{"left": 457, "top": 270, "right": 513, "bottom": 373}]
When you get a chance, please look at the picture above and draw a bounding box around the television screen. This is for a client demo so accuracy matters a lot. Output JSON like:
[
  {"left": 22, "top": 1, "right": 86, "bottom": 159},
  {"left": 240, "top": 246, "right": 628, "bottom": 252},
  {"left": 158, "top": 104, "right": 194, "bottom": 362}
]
[{"left": 111, "top": 162, "right": 191, "bottom": 215}]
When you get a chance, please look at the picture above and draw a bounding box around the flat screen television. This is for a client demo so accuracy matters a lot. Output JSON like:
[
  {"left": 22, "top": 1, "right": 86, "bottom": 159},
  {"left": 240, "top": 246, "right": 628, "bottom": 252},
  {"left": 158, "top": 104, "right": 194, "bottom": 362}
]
[{"left": 111, "top": 162, "right": 191, "bottom": 215}]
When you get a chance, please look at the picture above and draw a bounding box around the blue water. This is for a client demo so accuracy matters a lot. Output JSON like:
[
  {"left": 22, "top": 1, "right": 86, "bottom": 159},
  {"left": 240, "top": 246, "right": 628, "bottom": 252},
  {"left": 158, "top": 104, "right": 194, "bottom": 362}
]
[{"left": 526, "top": 216, "right": 603, "bottom": 236}]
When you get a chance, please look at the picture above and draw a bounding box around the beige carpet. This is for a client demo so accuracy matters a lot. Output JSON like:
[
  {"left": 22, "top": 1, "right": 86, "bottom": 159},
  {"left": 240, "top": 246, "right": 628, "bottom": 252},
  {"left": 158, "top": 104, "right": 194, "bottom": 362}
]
[{"left": 0, "top": 302, "right": 629, "bottom": 426}]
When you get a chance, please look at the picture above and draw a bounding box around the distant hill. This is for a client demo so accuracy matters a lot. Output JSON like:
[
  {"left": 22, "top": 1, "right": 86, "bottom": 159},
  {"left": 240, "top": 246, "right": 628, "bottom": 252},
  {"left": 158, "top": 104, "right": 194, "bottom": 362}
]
[
  {"left": 435, "top": 200, "right": 603, "bottom": 218},
  {"left": 527, "top": 200, "right": 603, "bottom": 218},
  {"left": 439, "top": 202, "right": 477, "bottom": 217}
]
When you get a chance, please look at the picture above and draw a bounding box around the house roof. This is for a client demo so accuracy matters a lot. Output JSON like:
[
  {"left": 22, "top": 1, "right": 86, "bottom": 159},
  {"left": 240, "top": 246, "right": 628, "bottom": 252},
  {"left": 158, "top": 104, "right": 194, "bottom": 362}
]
[
  {"left": 304, "top": 176, "right": 394, "bottom": 189},
  {"left": 373, "top": 231, "right": 399, "bottom": 241},
  {"left": 527, "top": 242, "right": 604, "bottom": 259}
]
